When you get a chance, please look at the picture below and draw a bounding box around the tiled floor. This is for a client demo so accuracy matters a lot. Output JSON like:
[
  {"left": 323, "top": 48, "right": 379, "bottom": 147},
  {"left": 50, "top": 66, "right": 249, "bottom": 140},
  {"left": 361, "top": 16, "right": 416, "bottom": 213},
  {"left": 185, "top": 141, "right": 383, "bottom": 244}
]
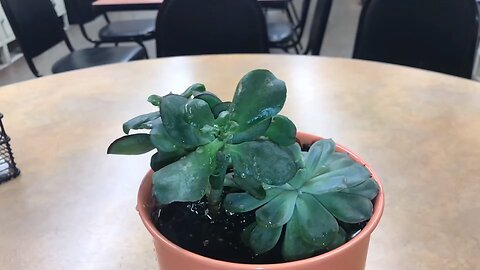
[{"left": 0, "top": 0, "right": 362, "bottom": 87}]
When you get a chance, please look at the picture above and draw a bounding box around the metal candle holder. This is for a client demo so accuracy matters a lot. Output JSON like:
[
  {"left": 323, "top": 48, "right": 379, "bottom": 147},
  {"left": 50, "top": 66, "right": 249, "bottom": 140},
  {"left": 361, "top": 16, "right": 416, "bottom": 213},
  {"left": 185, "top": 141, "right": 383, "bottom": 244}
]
[{"left": 0, "top": 113, "right": 20, "bottom": 184}]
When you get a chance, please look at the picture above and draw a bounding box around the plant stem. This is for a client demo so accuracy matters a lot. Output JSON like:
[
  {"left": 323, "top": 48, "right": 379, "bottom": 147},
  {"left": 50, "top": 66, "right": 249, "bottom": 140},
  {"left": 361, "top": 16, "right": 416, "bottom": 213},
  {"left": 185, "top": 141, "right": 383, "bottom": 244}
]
[{"left": 208, "top": 152, "right": 228, "bottom": 216}]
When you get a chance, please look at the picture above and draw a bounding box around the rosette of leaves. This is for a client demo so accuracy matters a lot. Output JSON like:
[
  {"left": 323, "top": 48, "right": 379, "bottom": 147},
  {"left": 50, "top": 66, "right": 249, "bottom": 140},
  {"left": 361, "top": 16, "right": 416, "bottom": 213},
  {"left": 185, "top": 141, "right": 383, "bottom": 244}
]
[
  {"left": 224, "top": 139, "right": 379, "bottom": 261},
  {"left": 108, "top": 70, "right": 300, "bottom": 210}
]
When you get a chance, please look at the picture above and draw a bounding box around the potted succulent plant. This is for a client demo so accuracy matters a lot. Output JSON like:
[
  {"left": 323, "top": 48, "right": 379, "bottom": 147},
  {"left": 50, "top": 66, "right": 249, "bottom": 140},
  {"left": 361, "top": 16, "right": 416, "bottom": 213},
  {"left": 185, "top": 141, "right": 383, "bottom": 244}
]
[{"left": 108, "top": 70, "right": 384, "bottom": 270}]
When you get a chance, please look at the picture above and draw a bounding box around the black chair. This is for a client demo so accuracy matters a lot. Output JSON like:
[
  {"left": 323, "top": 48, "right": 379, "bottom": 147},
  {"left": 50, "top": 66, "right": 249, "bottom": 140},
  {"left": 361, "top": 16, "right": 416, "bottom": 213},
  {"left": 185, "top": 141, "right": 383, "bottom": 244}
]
[
  {"left": 64, "top": 0, "right": 155, "bottom": 58},
  {"left": 261, "top": 0, "right": 300, "bottom": 26},
  {"left": 0, "top": 0, "right": 145, "bottom": 77},
  {"left": 267, "top": 0, "right": 311, "bottom": 53},
  {"left": 353, "top": 0, "right": 479, "bottom": 79},
  {"left": 155, "top": 0, "right": 269, "bottom": 57},
  {"left": 303, "top": 0, "right": 332, "bottom": 55}
]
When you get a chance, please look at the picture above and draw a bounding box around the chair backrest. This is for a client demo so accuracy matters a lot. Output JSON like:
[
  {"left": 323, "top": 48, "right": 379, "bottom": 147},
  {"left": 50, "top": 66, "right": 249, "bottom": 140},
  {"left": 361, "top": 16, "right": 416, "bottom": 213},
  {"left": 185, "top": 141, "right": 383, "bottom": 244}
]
[
  {"left": 155, "top": 0, "right": 269, "bottom": 57},
  {"left": 353, "top": 0, "right": 479, "bottom": 78},
  {"left": 0, "top": 0, "right": 66, "bottom": 59},
  {"left": 306, "top": 0, "right": 332, "bottom": 55},
  {"left": 64, "top": 0, "right": 99, "bottom": 25}
]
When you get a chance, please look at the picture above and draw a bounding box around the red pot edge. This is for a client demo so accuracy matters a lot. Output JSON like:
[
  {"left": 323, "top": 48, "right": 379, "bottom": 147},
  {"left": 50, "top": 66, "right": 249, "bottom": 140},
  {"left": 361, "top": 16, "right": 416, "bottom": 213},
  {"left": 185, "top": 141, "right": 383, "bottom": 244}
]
[{"left": 137, "top": 132, "right": 385, "bottom": 269}]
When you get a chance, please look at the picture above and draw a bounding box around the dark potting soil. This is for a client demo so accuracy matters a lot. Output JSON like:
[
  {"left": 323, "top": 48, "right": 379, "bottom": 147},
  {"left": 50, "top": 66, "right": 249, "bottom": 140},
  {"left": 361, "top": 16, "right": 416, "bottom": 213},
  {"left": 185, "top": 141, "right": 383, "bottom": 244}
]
[
  {"left": 151, "top": 197, "right": 370, "bottom": 264},
  {"left": 150, "top": 142, "right": 371, "bottom": 264}
]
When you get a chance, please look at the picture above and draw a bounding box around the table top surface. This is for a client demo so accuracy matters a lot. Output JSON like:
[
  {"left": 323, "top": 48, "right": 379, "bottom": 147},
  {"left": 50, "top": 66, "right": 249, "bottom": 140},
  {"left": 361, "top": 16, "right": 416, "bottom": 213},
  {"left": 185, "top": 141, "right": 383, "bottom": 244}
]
[
  {"left": 92, "top": 0, "right": 284, "bottom": 11},
  {"left": 0, "top": 55, "right": 479, "bottom": 270},
  {"left": 93, "top": 0, "right": 163, "bottom": 6}
]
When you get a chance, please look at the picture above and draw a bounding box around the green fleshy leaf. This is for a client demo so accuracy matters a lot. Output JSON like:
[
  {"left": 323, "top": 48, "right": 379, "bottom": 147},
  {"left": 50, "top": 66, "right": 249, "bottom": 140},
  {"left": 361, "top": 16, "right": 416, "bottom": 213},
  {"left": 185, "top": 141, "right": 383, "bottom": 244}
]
[
  {"left": 229, "top": 119, "right": 271, "bottom": 144},
  {"left": 256, "top": 190, "right": 297, "bottom": 228},
  {"left": 229, "top": 70, "right": 286, "bottom": 131},
  {"left": 212, "top": 102, "right": 231, "bottom": 118},
  {"left": 326, "top": 152, "right": 355, "bottom": 171},
  {"left": 300, "top": 163, "right": 371, "bottom": 195},
  {"left": 194, "top": 91, "right": 222, "bottom": 109},
  {"left": 149, "top": 119, "right": 181, "bottom": 152},
  {"left": 224, "top": 188, "right": 282, "bottom": 213},
  {"left": 241, "top": 223, "right": 256, "bottom": 247},
  {"left": 107, "top": 134, "right": 155, "bottom": 155},
  {"left": 304, "top": 139, "right": 336, "bottom": 177},
  {"left": 325, "top": 227, "right": 346, "bottom": 251},
  {"left": 147, "top": 95, "right": 162, "bottom": 106},
  {"left": 296, "top": 193, "right": 339, "bottom": 247},
  {"left": 249, "top": 224, "right": 283, "bottom": 254},
  {"left": 153, "top": 141, "right": 222, "bottom": 204},
  {"left": 315, "top": 192, "right": 373, "bottom": 223},
  {"left": 122, "top": 112, "right": 160, "bottom": 134},
  {"left": 160, "top": 94, "right": 213, "bottom": 147},
  {"left": 181, "top": 83, "right": 206, "bottom": 98},
  {"left": 282, "top": 210, "right": 318, "bottom": 261},
  {"left": 150, "top": 149, "right": 188, "bottom": 171},
  {"left": 227, "top": 141, "right": 298, "bottom": 186},
  {"left": 231, "top": 173, "right": 266, "bottom": 200},
  {"left": 265, "top": 115, "right": 297, "bottom": 146},
  {"left": 184, "top": 98, "right": 216, "bottom": 139},
  {"left": 342, "top": 178, "right": 379, "bottom": 200}
]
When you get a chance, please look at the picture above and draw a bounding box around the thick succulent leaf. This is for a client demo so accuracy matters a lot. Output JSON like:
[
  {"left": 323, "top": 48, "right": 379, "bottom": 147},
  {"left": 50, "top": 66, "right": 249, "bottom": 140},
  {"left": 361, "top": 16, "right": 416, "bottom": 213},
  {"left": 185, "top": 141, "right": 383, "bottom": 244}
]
[
  {"left": 231, "top": 173, "right": 266, "bottom": 199},
  {"left": 150, "top": 149, "right": 188, "bottom": 171},
  {"left": 181, "top": 83, "right": 206, "bottom": 98},
  {"left": 287, "top": 169, "right": 310, "bottom": 189},
  {"left": 265, "top": 115, "right": 297, "bottom": 146},
  {"left": 249, "top": 224, "right": 283, "bottom": 254},
  {"left": 301, "top": 163, "right": 371, "bottom": 195},
  {"left": 147, "top": 94, "right": 162, "bottom": 106},
  {"left": 224, "top": 188, "right": 282, "bottom": 213},
  {"left": 304, "top": 139, "right": 336, "bottom": 177},
  {"left": 107, "top": 134, "right": 155, "bottom": 155},
  {"left": 229, "top": 119, "right": 271, "bottom": 144},
  {"left": 296, "top": 193, "right": 339, "bottom": 247},
  {"left": 229, "top": 70, "right": 286, "bottom": 131},
  {"left": 149, "top": 119, "right": 181, "bottom": 152},
  {"left": 194, "top": 91, "right": 222, "bottom": 109},
  {"left": 213, "top": 102, "right": 231, "bottom": 118},
  {"left": 241, "top": 222, "right": 256, "bottom": 248},
  {"left": 256, "top": 190, "right": 297, "bottom": 228},
  {"left": 153, "top": 141, "right": 222, "bottom": 204},
  {"left": 122, "top": 112, "right": 160, "bottom": 134},
  {"left": 227, "top": 141, "right": 298, "bottom": 186},
  {"left": 326, "top": 152, "right": 355, "bottom": 171},
  {"left": 342, "top": 178, "right": 379, "bottom": 200},
  {"left": 315, "top": 192, "right": 373, "bottom": 223},
  {"left": 326, "top": 227, "right": 346, "bottom": 251},
  {"left": 160, "top": 94, "right": 213, "bottom": 147},
  {"left": 184, "top": 99, "right": 216, "bottom": 138},
  {"left": 282, "top": 210, "right": 318, "bottom": 261}
]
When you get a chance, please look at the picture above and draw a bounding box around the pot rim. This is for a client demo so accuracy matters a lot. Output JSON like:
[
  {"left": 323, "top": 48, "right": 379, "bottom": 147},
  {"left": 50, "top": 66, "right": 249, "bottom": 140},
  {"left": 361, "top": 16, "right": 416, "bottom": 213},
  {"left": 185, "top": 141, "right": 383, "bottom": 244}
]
[{"left": 137, "top": 131, "right": 385, "bottom": 268}]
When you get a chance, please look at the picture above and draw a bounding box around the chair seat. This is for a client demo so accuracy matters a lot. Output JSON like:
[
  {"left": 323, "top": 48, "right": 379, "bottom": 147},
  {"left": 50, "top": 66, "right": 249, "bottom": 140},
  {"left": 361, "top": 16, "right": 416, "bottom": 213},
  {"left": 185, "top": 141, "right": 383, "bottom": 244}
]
[
  {"left": 99, "top": 19, "right": 156, "bottom": 42},
  {"left": 267, "top": 22, "right": 294, "bottom": 44},
  {"left": 52, "top": 47, "right": 145, "bottom": 74}
]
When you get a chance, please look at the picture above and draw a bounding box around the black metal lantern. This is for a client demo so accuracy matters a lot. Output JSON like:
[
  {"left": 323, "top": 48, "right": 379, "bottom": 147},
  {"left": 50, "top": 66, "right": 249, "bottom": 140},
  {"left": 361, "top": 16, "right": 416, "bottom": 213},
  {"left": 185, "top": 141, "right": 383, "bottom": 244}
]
[{"left": 0, "top": 113, "right": 20, "bottom": 184}]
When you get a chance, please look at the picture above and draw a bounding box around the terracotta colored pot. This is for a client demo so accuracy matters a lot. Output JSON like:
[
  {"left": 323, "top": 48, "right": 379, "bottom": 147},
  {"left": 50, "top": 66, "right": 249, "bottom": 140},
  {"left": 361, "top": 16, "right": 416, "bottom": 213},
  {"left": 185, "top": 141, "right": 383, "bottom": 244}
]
[{"left": 137, "top": 132, "right": 385, "bottom": 270}]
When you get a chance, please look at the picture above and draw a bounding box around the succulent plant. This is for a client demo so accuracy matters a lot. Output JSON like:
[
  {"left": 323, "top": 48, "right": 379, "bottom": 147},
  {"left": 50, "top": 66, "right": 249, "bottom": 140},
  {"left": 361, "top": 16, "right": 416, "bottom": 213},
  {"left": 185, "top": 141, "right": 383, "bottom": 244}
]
[
  {"left": 108, "top": 70, "right": 300, "bottom": 211},
  {"left": 224, "top": 139, "right": 379, "bottom": 261},
  {"left": 108, "top": 69, "right": 379, "bottom": 262}
]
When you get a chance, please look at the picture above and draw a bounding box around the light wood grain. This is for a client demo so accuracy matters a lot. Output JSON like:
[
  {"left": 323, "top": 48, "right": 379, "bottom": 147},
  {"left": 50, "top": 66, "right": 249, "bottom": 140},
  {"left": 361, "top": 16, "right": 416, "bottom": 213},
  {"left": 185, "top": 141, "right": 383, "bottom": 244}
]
[{"left": 0, "top": 55, "right": 479, "bottom": 270}]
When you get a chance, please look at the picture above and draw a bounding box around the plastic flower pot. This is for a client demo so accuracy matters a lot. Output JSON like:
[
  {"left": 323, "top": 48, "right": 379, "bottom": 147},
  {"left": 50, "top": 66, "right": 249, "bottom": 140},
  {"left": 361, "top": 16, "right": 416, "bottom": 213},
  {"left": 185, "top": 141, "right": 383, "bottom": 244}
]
[{"left": 137, "top": 132, "right": 385, "bottom": 270}]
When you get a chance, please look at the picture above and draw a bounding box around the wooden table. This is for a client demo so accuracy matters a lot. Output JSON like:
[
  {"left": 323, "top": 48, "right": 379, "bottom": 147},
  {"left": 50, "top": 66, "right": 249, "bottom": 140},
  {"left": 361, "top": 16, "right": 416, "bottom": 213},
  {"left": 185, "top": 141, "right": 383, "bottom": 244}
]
[
  {"left": 0, "top": 55, "right": 479, "bottom": 270},
  {"left": 93, "top": 0, "right": 163, "bottom": 11},
  {"left": 92, "top": 0, "right": 287, "bottom": 12}
]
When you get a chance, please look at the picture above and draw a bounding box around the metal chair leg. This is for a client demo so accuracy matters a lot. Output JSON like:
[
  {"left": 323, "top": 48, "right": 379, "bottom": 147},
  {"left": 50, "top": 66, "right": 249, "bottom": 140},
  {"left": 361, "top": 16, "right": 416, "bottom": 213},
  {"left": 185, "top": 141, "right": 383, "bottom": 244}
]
[
  {"left": 135, "top": 41, "right": 150, "bottom": 59},
  {"left": 25, "top": 57, "right": 41, "bottom": 77}
]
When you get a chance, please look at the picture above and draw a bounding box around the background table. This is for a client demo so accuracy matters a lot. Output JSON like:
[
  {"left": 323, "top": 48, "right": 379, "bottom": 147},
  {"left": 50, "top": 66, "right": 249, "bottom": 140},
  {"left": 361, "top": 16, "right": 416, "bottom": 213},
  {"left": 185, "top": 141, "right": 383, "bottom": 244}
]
[
  {"left": 93, "top": 0, "right": 163, "bottom": 12},
  {"left": 0, "top": 55, "right": 479, "bottom": 270}
]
